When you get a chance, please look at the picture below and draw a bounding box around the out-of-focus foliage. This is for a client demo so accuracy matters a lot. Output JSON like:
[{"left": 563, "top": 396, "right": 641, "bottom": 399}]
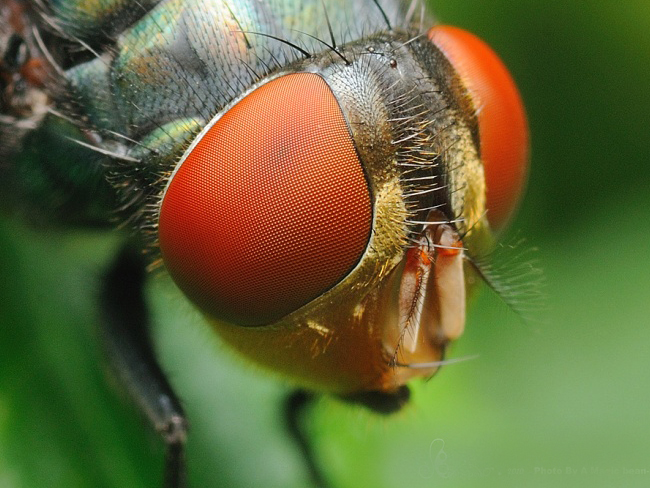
[{"left": 1, "top": 1, "right": 649, "bottom": 487}]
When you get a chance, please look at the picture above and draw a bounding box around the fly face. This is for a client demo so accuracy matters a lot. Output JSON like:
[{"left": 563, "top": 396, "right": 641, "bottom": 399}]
[
  {"left": 2, "top": 0, "right": 531, "bottom": 484},
  {"left": 156, "top": 26, "right": 528, "bottom": 397},
  {"left": 4, "top": 0, "right": 529, "bottom": 398}
]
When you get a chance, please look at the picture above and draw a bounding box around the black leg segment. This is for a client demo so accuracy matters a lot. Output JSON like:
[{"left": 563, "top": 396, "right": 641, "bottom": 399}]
[
  {"left": 99, "top": 245, "right": 188, "bottom": 488},
  {"left": 285, "top": 389, "right": 328, "bottom": 488}
]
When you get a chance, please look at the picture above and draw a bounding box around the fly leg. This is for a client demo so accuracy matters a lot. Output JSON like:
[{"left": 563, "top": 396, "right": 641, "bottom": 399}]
[
  {"left": 284, "top": 389, "right": 327, "bottom": 488},
  {"left": 285, "top": 387, "right": 411, "bottom": 488},
  {"left": 100, "top": 245, "right": 188, "bottom": 488}
]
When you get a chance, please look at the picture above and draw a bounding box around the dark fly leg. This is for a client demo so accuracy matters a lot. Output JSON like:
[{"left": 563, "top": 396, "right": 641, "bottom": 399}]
[
  {"left": 284, "top": 389, "right": 328, "bottom": 488},
  {"left": 284, "top": 385, "right": 412, "bottom": 488},
  {"left": 100, "top": 246, "right": 188, "bottom": 488}
]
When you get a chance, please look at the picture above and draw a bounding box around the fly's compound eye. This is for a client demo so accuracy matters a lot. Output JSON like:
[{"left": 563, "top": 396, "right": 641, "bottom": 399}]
[
  {"left": 429, "top": 25, "right": 529, "bottom": 230},
  {"left": 158, "top": 73, "right": 372, "bottom": 326}
]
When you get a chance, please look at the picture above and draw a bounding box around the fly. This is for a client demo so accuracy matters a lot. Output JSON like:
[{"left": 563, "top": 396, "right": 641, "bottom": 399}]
[{"left": 1, "top": 1, "right": 533, "bottom": 486}]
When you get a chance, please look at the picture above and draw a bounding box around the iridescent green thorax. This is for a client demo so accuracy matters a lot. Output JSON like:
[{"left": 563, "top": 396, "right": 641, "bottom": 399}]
[{"left": 38, "top": 0, "right": 424, "bottom": 227}]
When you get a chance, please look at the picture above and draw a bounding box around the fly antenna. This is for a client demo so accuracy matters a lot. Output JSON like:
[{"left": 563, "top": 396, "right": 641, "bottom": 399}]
[
  {"left": 395, "top": 355, "right": 479, "bottom": 369},
  {"left": 64, "top": 136, "right": 140, "bottom": 163},
  {"left": 293, "top": 30, "right": 350, "bottom": 65},
  {"left": 316, "top": 0, "right": 350, "bottom": 64},
  {"left": 468, "top": 236, "right": 546, "bottom": 323},
  {"left": 106, "top": 130, "right": 161, "bottom": 155},
  {"left": 320, "top": 0, "right": 337, "bottom": 49},
  {"left": 31, "top": 25, "right": 65, "bottom": 77},
  {"left": 404, "top": 0, "right": 418, "bottom": 27},
  {"left": 224, "top": 3, "right": 252, "bottom": 49},
  {"left": 372, "top": 0, "right": 393, "bottom": 31},
  {"left": 237, "top": 31, "right": 312, "bottom": 59}
]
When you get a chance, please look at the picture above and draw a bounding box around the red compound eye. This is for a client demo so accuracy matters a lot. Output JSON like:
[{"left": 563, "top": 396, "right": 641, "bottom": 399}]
[
  {"left": 158, "top": 73, "right": 372, "bottom": 326},
  {"left": 429, "top": 25, "right": 529, "bottom": 230}
]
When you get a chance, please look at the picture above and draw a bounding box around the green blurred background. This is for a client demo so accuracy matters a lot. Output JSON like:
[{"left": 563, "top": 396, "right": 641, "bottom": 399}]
[{"left": 1, "top": 0, "right": 649, "bottom": 487}]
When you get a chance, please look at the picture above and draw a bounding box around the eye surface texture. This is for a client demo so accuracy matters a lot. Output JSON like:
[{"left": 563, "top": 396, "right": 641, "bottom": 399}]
[
  {"left": 429, "top": 25, "right": 529, "bottom": 230},
  {"left": 158, "top": 73, "right": 372, "bottom": 326}
]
